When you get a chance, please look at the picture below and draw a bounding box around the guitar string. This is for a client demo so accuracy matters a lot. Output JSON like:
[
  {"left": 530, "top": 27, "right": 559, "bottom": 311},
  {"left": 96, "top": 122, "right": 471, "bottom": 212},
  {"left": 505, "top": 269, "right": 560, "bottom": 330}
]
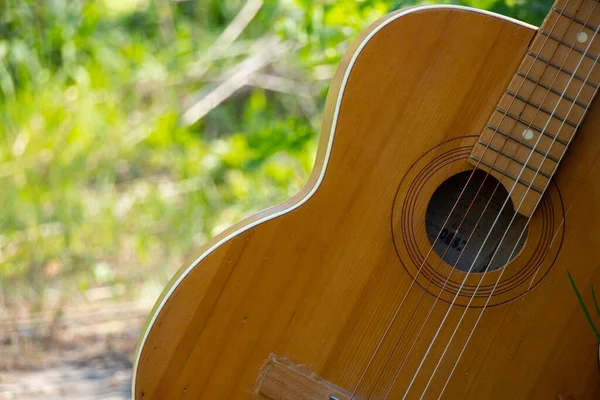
[
  {"left": 448, "top": 146, "right": 600, "bottom": 397},
  {"left": 367, "top": 179, "right": 498, "bottom": 399},
  {"left": 438, "top": 148, "right": 600, "bottom": 398},
  {"left": 431, "top": 3, "right": 600, "bottom": 396},
  {"left": 398, "top": 2, "right": 600, "bottom": 398},
  {"left": 433, "top": 14, "right": 600, "bottom": 399},
  {"left": 348, "top": 4, "right": 575, "bottom": 397},
  {"left": 373, "top": 170, "right": 504, "bottom": 399},
  {"left": 353, "top": 4, "right": 578, "bottom": 398},
  {"left": 519, "top": 150, "right": 600, "bottom": 294},
  {"left": 364, "top": 2, "right": 584, "bottom": 397},
  {"left": 412, "top": 6, "right": 600, "bottom": 398},
  {"left": 517, "top": 144, "right": 600, "bottom": 295}
]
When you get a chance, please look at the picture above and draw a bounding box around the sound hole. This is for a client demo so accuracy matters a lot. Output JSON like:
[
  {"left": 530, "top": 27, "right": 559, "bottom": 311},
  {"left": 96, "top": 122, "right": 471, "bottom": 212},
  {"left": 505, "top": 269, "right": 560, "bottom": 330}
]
[{"left": 425, "top": 170, "right": 529, "bottom": 273}]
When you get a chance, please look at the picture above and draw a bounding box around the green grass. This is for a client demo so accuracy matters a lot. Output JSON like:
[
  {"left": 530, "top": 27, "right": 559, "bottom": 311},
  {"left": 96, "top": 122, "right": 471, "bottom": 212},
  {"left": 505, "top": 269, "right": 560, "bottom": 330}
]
[{"left": 0, "top": 0, "right": 553, "bottom": 313}]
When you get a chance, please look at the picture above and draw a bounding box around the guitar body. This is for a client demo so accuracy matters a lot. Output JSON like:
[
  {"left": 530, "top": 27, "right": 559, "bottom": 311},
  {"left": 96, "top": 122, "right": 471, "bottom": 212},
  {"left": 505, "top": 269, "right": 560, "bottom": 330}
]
[{"left": 133, "top": 6, "right": 600, "bottom": 399}]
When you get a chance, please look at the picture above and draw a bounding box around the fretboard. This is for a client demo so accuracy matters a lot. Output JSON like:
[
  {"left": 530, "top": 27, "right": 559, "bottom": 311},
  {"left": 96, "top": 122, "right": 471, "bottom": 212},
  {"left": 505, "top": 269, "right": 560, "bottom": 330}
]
[{"left": 469, "top": 0, "right": 600, "bottom": 217}]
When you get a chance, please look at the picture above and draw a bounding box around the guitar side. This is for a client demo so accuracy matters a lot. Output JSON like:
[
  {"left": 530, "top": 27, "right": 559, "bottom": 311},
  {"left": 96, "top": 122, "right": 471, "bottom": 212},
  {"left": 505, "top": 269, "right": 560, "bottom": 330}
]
[{"left": 133, "top": 6, "right": 600, "bottom": 399}]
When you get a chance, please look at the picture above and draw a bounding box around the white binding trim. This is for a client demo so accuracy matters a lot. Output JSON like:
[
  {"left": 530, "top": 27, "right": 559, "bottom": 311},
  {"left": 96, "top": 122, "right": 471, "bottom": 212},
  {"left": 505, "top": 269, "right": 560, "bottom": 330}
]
[{"left": 131, "top": 5, "right": 534, "bottom": 398}]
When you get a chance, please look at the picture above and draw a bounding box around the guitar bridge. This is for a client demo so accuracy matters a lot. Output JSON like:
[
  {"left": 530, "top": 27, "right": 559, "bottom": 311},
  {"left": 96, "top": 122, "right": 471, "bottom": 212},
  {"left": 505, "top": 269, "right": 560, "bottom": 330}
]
[{"left": 257, "top": 356, "right": 351, "bottom": 400}]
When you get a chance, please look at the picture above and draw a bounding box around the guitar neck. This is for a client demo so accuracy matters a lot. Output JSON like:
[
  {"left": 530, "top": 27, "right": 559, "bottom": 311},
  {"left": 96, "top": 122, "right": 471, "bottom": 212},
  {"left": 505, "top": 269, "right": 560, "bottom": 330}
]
[{"left": 469, "top": 0, "right": 600, "bottom": 216}]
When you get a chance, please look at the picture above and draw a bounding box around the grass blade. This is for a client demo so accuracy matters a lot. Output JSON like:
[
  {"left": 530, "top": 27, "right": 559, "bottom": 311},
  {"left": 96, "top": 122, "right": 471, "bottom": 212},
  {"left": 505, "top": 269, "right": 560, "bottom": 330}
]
[
  {"left": 568, "top": 271, "right": 600, "bottom": 342},
  {"left": 592, "top": 284, "right": 600, "bottom": 319}
]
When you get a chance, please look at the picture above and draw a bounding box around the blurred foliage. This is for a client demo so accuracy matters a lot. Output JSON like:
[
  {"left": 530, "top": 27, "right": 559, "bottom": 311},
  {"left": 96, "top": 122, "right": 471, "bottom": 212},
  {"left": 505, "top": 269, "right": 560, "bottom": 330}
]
[{"left": 0, "top": 0, "right": 552, "bottom": 311}]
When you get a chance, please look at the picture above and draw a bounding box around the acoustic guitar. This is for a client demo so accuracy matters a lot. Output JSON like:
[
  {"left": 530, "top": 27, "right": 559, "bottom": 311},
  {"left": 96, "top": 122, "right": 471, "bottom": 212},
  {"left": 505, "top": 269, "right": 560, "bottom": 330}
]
[{"left": 132, "top": 0, "right": 600, "bottom": 398}]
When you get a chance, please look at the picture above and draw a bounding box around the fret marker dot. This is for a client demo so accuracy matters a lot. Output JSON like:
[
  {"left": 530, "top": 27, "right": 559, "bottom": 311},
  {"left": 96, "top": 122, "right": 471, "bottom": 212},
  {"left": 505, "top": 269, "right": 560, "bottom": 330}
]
[
  {"left": 577, "top": 32, "right": 588, "bottom": 43},
  {"left": 522, "top": 129, "right": 534, "bottom": 140}
]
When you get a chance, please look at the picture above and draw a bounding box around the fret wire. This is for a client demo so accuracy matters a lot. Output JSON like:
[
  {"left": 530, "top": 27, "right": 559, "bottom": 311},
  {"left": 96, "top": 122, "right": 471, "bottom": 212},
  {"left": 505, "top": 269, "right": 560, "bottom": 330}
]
[
  {"left": 431, "top": 3, "right": 600, "bottom": 397},
  {"left": 477, "top": 4, "right": 599, "bottom": 192},
  {"left": 472, "top": 140, "right": 553, "bottom": 178},
  {"left": 495, "top": 107, "right": 570, "bottom": 145},
  {"left": 513, "top": 5, "right": 600, "bottom": 175},
  {"left": 527, "top": 20, "right": 600, "bottom": 194},
  {"left": 507, "top": 91, "right": 579, "bottom": 128},
  {"left": 553, "top": 7, "right": 600, "bottom": 32},
  {"left": 518, "top": 4, "right": 600, "bottom": 203},
  {"left": 400, "top": 3, "right": 600, "bottom": 399},
  {"left": 371, "top": 2, "right": 597, "bottom": 398},
  {"left": 483, "top": 1, "right": 600, "bottom": 201},
  {"left": 539, "top": 30, "right": 599, "bottom": 61},
  {"left": 527, "top": 51, "right": 599, "bottom": 88},
  {"left": 516, "top": 71, "right": 588, "bottom": 108},
  {"left": 468, "top": 155, "right": 545, "bottom": 193},
  {"left": 495, "top": 2, "right": 599, "bottom": 179},
  {"left": 478, "top": 135, "right": 560, "bottom": 163}
]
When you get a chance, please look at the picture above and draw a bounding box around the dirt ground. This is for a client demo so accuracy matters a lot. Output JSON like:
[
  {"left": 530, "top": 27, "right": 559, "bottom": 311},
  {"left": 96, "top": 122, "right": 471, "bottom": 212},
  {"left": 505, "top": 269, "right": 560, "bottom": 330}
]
[{"left": 0, "top": 301, "right": 149, "bottom": 400}]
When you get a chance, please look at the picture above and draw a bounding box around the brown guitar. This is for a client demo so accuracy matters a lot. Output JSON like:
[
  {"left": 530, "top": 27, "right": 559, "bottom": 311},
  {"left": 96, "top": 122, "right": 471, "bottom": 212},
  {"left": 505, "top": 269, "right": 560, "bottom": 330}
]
[{"left": 132, "top": 1, "right": 600, "bottom": 398}]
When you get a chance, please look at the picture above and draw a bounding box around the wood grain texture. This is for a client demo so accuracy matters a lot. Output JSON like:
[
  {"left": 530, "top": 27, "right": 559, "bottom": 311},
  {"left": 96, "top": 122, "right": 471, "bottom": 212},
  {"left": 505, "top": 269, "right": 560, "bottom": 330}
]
[
  {"left": 133, "top": 6, "right": 600, "bottom": 399},
  {"left": 257, "top": 359, "right": 350, "bottom": 400},
  {"left": 469, "top": 0, "right": 600, "bottom": 217}
]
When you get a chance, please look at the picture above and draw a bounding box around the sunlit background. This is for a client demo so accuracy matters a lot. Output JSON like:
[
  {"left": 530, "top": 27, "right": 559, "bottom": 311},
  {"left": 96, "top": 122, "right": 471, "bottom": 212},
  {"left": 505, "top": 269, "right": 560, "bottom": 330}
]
[{"left": 0, "top": 0, "right": 551, "bottom": 398}]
